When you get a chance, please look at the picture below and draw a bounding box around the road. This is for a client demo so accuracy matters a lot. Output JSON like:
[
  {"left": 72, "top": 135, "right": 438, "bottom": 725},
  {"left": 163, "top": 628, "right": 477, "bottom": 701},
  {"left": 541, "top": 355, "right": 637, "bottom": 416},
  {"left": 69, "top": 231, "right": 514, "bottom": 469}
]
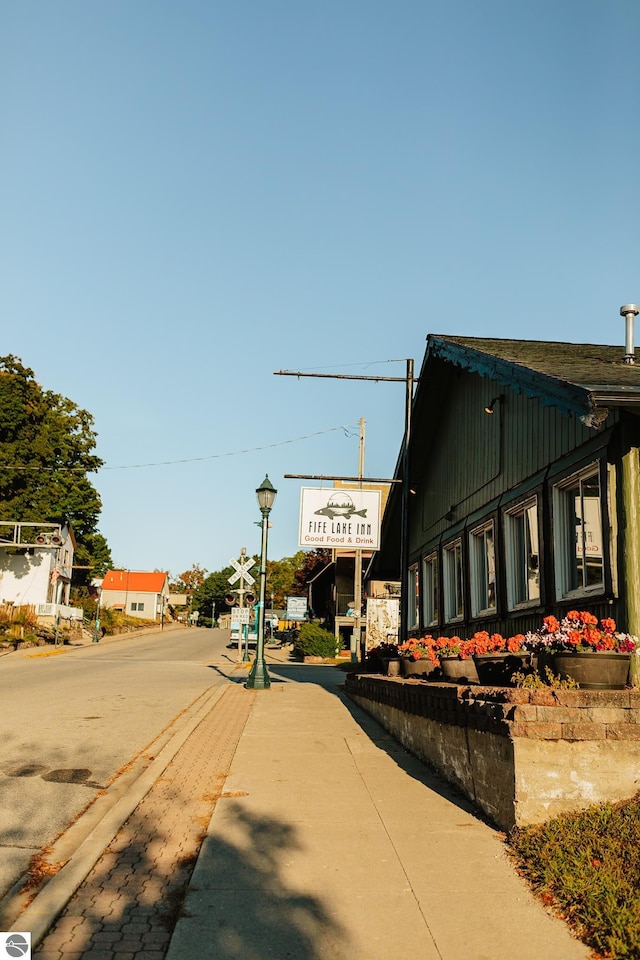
[{"left": 0, "top": 625, "right": 234, "bottom": 901}]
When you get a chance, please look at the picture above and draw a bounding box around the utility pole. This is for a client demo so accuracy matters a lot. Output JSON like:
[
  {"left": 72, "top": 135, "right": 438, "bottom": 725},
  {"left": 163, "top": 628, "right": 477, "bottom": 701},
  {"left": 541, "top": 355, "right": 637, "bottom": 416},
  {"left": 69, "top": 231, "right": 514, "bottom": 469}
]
[
  {"left": 399, "top": 359, "right": 414, "bottom": 647},
  {"left": 276, "top": 360, "right": 416, "bottom": 647},
  {"left": 351, "top": 417, "right": 365, "bottom": 662}
]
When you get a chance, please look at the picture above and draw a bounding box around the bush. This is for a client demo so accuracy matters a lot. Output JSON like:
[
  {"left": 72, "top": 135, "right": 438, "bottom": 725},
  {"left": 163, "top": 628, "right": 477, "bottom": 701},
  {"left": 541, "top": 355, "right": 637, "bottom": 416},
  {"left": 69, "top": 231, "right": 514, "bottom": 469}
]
[
  {"left": 295, "top": 622, "right": 338, "bottom": 659},
  {"left": 508, "top": 795, "right": 640, "bottom": 957},
  {"left": 13, "top": 604, "right": 38, "bottom": 628}
]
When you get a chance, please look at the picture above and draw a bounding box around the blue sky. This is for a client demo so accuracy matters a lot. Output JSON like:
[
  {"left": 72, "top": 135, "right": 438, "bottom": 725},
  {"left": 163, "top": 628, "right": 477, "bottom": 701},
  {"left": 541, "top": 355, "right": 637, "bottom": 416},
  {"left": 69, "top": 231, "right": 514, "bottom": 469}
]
[{"left": 2, "top": 1, "right": 639, "bottom": 578}]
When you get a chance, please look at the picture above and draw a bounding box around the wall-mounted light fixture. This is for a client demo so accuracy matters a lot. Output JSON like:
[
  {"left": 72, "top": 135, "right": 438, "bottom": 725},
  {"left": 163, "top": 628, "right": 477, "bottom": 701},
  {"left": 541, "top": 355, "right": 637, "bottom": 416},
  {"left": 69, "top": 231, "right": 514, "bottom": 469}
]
[{"left": 484, "top": 395, "right": 504, "bottom": 415}]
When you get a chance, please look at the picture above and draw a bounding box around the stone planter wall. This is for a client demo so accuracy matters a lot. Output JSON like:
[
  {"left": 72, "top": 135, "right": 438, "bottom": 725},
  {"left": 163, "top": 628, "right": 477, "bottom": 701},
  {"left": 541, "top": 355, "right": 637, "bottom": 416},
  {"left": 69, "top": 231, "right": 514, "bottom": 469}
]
[{"left": 344, "top": 674, "right": 640, "bottom": 831}]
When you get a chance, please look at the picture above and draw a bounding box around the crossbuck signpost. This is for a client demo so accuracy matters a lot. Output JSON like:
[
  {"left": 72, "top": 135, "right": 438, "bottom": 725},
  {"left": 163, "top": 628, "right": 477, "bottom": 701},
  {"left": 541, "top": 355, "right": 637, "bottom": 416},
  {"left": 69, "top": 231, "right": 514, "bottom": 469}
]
[{"left": 228, "top": 551, "right": 256, "bottom": 662}]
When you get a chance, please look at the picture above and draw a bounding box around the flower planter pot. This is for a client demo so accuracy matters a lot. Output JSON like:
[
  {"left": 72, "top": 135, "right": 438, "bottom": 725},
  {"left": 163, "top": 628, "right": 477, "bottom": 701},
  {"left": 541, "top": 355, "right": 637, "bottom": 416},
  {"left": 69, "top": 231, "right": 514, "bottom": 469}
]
[
  {"left": 400, "top": 658, "right": 436, "bottom": 679},
  {"left": 472, "top": 652, "right": 531, "bottom": 686},
  {"left": 384, "top": 658, "right": 401, "bottom": 677},
  {"left": 439, "top": 656, "right": 479, "bottom": 683},
  {"left": 552, "top": 651, "right": 630, "bottom": 690}
]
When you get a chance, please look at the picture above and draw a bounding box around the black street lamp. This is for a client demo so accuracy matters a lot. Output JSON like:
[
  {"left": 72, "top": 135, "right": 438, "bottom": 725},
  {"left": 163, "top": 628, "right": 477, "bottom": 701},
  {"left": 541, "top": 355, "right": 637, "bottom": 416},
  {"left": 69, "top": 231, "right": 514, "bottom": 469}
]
[{"left": 246, "top": 475, "right": 277, "bottom": 690}]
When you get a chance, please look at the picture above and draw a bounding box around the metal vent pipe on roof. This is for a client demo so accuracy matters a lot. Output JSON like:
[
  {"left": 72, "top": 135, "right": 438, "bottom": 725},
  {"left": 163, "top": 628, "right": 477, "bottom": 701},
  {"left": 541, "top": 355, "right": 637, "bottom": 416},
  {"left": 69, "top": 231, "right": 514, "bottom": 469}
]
[{"left": 620, "top": 304, "right": 639, "bottom": 364}]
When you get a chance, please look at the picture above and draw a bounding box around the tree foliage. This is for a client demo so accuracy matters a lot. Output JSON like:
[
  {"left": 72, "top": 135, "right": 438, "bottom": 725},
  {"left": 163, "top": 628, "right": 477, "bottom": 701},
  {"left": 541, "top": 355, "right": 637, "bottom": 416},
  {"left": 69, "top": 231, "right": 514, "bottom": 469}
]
[
  {"left": 293, "top": 548, "right": 332, "bottom": 593},
  {"left": 190, "top": 549, "right": 333, "bottom": 624},
  {"left": 0, "top": 355, "right": 112, "bottom": 579},
  {"left": 191, "top": 566, "right": 235, "bottom": 622},
  {"left": 170, "top": 564, "right": 208, "bottom": 593}
]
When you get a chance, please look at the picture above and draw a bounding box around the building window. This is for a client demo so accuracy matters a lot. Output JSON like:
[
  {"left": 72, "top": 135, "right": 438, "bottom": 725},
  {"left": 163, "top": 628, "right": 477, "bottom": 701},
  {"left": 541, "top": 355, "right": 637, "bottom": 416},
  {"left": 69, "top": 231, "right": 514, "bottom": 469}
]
[
  {"left": 130, "top": 602, "right": 145, "bottom": 612},
  {"left": 469, "top": 520, "right": 497, "bottom": 617},
  {"left": 553, "top": 464, "right": 604, "bottom": 598},
  {"left": 504, "top": 497, "right": 540, "bottom": 609},
  {"left": 422, "top": 552, "right": 439, "bottom": 627},
  {"left": 408, "top": 563, "right": 419, "bottom": 630},
  {"left": 443, "top": 539, "right": 464, "bottom": 622}
]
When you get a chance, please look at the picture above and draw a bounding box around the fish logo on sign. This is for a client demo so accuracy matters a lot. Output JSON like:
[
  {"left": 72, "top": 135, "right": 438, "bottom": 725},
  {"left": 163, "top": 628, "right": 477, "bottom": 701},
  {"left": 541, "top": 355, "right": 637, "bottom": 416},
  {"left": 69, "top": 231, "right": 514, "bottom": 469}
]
[{"left": 314, "top": 493, "right": 367, "bottom": 521}]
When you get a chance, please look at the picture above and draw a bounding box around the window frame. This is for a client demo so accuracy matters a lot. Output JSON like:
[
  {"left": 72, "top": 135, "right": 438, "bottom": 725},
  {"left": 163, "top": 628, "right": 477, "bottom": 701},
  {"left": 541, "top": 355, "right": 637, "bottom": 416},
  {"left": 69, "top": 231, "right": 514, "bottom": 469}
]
[
  {"left": 503, "top": 495, "right": 541, "bottom": 611},
  {"left": 421, "top": 551, "right": 439, "bottom": 628},
  {"left": 442, "top": 538, "right": 464, "bottom": 623},
  {"left": 468, "top": 518, "right": 497, "bottom": 618},
  {"left": 407, "top": 563, "right": 420, "bottom": 630},
  {"left": 552, "top": 461, "right": 606, "bottom": 601}
]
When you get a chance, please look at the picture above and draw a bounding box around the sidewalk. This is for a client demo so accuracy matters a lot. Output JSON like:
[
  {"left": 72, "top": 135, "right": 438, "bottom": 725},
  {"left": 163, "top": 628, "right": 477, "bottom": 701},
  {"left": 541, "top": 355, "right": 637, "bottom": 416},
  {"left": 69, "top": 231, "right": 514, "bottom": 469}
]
[
  {"left": 30, "top": 656, "right": 590, "bottom": 960},
  {"left": 167, "top": 662, "right": 589, "bottom": 960}
]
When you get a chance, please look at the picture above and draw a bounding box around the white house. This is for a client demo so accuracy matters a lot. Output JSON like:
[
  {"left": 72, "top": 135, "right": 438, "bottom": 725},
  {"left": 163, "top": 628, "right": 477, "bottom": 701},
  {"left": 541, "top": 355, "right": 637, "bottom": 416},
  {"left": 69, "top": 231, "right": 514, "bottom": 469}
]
[{"left": 0, "top": 521, "right": 80, "bottom": 619}]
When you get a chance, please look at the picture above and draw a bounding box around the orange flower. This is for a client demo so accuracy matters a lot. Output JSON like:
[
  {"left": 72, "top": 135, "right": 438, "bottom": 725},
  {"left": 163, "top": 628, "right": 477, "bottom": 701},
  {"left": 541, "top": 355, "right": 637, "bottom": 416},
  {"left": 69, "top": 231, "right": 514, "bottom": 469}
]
[
  {"left": 507, "top": 634, "right": 525, "bottom": 652},
  {"left": 580, "top": 611, "right": 598, "bottom": 626},
  {"left": 584, "top": 620, "right": 602, "bottom": 647},
  {"left": 601, "top": 617, "right": 616, "bottom": 634},
  {"left": 543, "top": 615, "right": 559, "bottom": 633}
]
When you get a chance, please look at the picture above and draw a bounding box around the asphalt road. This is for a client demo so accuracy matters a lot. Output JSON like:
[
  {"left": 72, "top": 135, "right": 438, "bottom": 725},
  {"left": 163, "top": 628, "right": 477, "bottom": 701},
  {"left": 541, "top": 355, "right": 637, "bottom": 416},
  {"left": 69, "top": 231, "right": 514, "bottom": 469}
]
[{"left": 0, "top": 625, "right": 234, "bottom": 900}]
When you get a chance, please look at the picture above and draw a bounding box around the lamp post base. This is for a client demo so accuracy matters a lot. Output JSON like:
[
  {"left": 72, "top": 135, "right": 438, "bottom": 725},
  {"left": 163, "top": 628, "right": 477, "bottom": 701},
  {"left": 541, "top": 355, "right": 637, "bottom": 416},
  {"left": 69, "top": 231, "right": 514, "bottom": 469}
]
[{"left": 246, "top": 658, "right": 271, "bottom": 690}]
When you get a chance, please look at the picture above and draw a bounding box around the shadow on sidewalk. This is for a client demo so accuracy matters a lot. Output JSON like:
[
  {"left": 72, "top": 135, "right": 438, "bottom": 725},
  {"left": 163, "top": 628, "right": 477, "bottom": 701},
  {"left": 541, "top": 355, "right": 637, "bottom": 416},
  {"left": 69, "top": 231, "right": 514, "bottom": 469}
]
[
  {"left": 266, "top": 663, "right": 485, "bottom": 823},
  {"left": 33, "top": 791, "right": 347, "bottom": 959},
  {"left": 171, "top": 802, "right": 349, "bottom": 959}
]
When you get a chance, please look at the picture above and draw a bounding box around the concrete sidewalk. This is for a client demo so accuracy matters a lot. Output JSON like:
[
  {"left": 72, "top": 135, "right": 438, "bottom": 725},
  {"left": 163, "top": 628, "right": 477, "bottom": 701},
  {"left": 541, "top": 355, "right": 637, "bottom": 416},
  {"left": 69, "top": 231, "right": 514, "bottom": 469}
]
[{"left": 167, "top": 663, "right": 589, "bottom": 960}]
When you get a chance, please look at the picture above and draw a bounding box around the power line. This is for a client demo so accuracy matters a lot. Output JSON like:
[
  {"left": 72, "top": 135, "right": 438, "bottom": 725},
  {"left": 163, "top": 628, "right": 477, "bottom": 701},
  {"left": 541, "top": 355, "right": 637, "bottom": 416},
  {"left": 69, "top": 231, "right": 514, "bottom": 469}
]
[{"left": 0, "top": 423, "right": 359, "bottom": 473}]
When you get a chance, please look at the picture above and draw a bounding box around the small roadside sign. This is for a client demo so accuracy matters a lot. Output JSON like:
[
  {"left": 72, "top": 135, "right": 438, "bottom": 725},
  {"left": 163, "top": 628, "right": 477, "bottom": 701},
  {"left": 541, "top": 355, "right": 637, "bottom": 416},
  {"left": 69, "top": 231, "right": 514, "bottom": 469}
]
[
  {"left": 287, "top": 597, "right": 308, "bottom": 621},
  {"left": 232, "top": 606, "right": 251, "bottom": 624}
]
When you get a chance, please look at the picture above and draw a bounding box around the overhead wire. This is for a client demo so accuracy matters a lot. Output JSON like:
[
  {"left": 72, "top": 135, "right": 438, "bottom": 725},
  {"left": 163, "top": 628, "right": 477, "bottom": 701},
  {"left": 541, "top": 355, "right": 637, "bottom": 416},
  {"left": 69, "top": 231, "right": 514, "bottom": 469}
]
[{"left": 0, "top": 422, "right": 360, "bottom": 472}]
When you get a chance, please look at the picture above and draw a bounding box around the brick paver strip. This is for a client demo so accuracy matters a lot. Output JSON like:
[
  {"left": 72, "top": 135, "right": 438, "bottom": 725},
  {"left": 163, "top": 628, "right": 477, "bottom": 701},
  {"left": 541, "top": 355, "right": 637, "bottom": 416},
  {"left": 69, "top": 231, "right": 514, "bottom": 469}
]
[{"left": 34, "top": 683, "right": 255, "bottom": 960}]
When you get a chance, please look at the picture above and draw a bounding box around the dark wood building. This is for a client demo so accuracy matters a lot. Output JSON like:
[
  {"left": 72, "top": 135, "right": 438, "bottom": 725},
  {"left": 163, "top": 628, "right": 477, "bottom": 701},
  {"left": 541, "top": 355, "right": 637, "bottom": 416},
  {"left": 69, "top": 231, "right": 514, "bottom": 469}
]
[{"left": 370, "top": 333, "right": 640, "bottom": 641}]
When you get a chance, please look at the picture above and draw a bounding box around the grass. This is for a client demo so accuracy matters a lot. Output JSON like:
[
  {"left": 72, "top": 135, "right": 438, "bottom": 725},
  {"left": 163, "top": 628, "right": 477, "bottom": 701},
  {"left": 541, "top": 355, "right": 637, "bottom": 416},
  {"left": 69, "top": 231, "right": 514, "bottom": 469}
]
[{"left": 507, "top": 794, "right": 640, "bottom": 958}]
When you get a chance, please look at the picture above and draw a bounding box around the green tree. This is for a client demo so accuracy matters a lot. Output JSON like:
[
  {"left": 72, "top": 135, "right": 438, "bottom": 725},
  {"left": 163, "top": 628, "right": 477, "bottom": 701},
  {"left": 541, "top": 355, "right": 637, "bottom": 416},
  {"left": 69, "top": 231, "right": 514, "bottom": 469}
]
[
  {"left": 191, "top": 551, "right": 332, "bottom": 626},
  {"left": 265, "top": 552, "right": 305, "bottom": 607},
  {"left": 191, "top": 566, "right": 235, "bottom": 623},
  {"left": 0, "top": 355, "right": 111, "bottom": 582}
]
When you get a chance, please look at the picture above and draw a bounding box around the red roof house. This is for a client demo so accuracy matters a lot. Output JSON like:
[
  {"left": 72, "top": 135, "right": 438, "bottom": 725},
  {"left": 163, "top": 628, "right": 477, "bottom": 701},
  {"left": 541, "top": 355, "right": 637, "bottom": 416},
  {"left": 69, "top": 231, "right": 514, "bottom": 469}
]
[{"left": 100, "top": 570, "right": 170, "bottom": 621}]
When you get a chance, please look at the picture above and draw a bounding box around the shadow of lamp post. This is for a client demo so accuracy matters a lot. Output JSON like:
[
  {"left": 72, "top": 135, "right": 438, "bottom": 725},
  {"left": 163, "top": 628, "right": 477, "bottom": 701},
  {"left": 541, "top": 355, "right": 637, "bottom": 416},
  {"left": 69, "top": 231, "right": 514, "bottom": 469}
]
[{"left": 246, "top": 475, "right": 277, "bottom": 690}]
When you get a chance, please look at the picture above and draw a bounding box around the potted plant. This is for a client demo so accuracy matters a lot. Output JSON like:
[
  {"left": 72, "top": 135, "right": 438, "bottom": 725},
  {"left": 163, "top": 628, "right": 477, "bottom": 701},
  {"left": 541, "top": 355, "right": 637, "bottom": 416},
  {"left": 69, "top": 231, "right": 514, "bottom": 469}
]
[
  {"left": 433, "top": 635, "right": 479, "bottom": 682},
  {"left": 470, "top": 630, "right": 531, "bottom": 686},
  {"left": 524, "top": 611, "right": 637, "bottom": 690},
  {"left": 366, "top": 641, "right": 401, "bottom": 676},
  {"left": 398, "top": 636, "right": 438, "bottom": 678}
]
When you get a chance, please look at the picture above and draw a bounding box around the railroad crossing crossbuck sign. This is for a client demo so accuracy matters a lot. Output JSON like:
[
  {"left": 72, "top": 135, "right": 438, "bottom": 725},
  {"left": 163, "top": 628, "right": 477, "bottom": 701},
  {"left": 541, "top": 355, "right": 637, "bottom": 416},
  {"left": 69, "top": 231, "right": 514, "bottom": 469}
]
[{"left": 228, "top": 556, "right": 255, "bottom": 586}]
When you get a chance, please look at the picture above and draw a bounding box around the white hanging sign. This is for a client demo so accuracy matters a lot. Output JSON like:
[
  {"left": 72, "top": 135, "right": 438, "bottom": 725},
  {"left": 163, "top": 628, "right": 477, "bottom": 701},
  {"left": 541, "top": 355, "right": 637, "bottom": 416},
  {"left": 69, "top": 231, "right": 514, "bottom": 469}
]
[{"left": 298, "top": 487, "right": 381, "bottom": 549}]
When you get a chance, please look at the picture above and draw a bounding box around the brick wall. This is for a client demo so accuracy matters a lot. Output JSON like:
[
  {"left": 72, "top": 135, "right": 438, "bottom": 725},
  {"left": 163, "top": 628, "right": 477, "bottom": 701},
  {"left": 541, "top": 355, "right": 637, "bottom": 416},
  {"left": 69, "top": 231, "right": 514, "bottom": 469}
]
[{"left": 345, "top": 675, "right": 640, "bottom": 829}]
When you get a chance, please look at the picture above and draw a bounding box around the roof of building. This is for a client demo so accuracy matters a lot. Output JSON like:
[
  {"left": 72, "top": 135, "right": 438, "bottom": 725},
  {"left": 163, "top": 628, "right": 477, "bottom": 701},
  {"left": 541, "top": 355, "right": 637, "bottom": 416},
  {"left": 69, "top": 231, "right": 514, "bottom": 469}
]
[
  {"left": 102, "top": 570, "right": 168, "bottom": 593},
  {"left": 427, "top": 335, "right": 640, "bottom": 422},
  {"left": 367, "top": 332, "right": 640, "bottom": 583}
]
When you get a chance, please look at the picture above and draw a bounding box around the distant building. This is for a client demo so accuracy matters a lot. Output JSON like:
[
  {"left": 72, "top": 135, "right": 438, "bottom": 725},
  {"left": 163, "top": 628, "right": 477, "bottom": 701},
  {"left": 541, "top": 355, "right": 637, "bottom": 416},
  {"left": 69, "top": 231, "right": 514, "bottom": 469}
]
[
  {"left": 0, "top": 521, "right": 80, "bottom": 619},
  {"left": 101, "top": 570, "right": 170, "bottom": 621}
]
